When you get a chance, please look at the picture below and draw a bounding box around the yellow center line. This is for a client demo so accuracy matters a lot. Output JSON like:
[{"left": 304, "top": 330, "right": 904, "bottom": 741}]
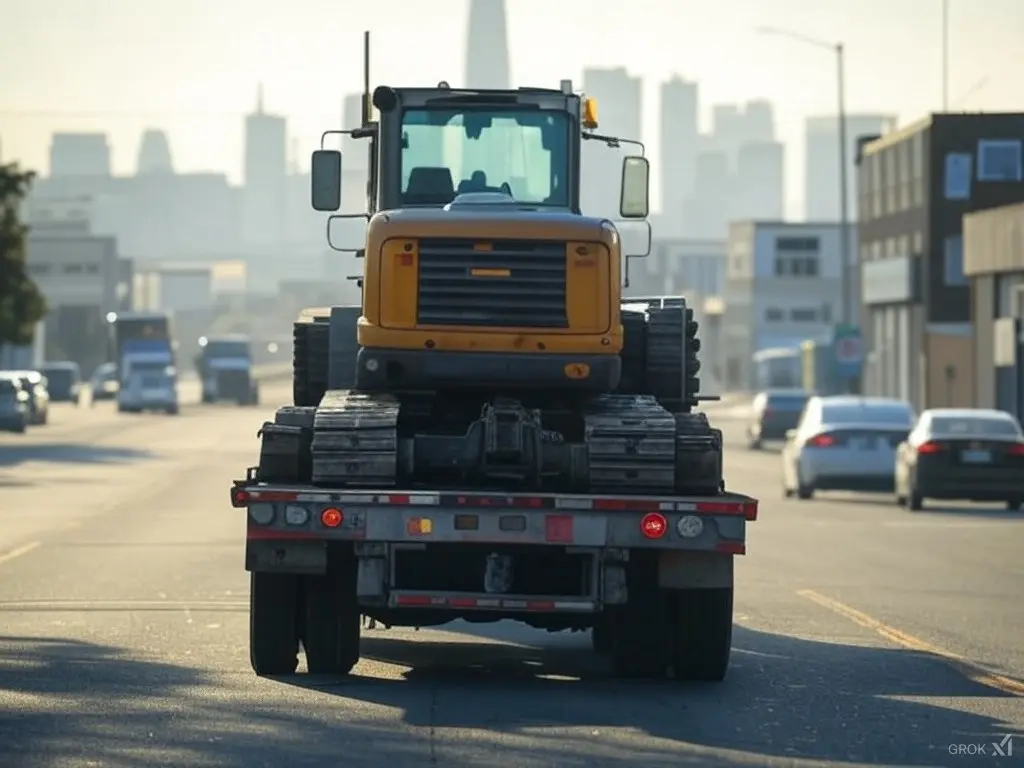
[
  {"left": 0, "top": 541, "right": 41, "bottom": 566},
  {"left": 797, "top": 588, "right": 1024, "bottom": 697}
]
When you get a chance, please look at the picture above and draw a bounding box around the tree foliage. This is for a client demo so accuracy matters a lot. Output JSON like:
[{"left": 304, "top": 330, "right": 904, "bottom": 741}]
[{"left": 0, "top": 163, "right": 46, "bottom": 347}]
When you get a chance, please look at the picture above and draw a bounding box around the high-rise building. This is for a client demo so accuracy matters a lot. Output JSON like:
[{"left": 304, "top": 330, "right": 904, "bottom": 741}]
[
  {"left": 49, "top": 133, "right": 111, "bottom": 177},
  {"left": 734, "top": 141, "right": 785, "bottom": 221},
  {"left": 464, "top": 0, "right": 510, "bottom": 90},
  {"left": 660, "top": 76, "right": 699, "bottom": 230},
  {"left": 136, "top": 129, "right": 173, "bottom": 175},
  {"left": 581, "top": 67, "right": 642, "bottom": 217},
  {"left": 242, "top": 84, "right": 287, "bottom": 250},
  {"left": 804, "top": 114, "right": 898, "bottom": 221}
]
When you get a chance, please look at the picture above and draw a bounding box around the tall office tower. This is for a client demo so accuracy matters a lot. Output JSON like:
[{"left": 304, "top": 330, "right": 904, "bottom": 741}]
[
  {"left": 49, "top": 133, "right": 112, "bottom": 177},
  {"left": 136, "top": 129, "right": 173, "bottom": 175},
  {"left": 660, "top": 76, "right": 699, "bottom": 232},
  {"left": 464, "top": 0, "right": 511, "bottom": 90},
  {"left": 804, "top": 114, "right": 898, "bottom": 221},
  {"left": 744, "top": 100, "right": 776, "bottom": 142},
  {"left": 734, "top": 141, "right": 785, "bottom": 221},
  {"left": 686, "top": 151, "right": 730, "bottom": 238},
  {"left": 242, "top": 84, "right": 288, "bottom": 250},
  {"left": 581, "top": 67, "right": 642, "bottom": 217}
]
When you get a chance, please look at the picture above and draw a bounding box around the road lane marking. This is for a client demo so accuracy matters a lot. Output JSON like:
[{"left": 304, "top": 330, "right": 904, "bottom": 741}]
[
  {"left": 0, "top": 541, "right": 40, "bottom": 566},
  {"left": 797, "top": 588, "right": 1024, "bottom": 697}
]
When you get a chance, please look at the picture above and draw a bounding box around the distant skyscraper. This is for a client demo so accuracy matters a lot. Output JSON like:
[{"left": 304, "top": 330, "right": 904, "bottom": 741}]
[
  {"left": 804, "top": 114, "right": 898, "bottom": 221},
  {"left": 136, "top": 129, "right": 173, "bottom": 175},
  {"left": 734, "top": 141, "right": 785, "bottom": 221},
  {"left": 581, "top": 67, "right": 642, "bottom": 217},
  {"left": 464, "top": 0, "right": 510, "bottom": 90},
  {"left": 49, "top": 133, "right": 111, "bottom": 177},
  {"left": 660, "top": 76, "right": 699, "bottom": 229},
  {"left": 243, "top": 84, "right": 288, "bottom": 250}
]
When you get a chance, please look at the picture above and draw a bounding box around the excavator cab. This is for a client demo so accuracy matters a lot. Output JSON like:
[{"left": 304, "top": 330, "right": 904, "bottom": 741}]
[{"left": 309, "top": 83, "right": 651, "bottom": 395}]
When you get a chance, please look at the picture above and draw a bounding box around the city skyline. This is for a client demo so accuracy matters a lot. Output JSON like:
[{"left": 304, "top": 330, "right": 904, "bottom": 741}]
[{"left": 3, "top": 0, "right": 1023, "bottom": 215}]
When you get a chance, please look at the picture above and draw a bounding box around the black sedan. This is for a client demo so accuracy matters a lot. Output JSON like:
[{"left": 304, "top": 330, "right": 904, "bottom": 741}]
[
  {"left": 894, "top": 408, "right": 1024, "bottom": 511},
  {"left": 747, "top": 389, "right": 812, "bottom": 450}
]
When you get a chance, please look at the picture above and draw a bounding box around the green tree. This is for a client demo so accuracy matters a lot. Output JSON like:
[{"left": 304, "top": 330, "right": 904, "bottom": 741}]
[{"left": 0, "top": 162, "right": 47, "bottom": 347}]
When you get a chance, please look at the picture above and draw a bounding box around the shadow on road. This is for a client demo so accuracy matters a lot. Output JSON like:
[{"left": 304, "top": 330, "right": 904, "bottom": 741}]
[
  {"left": 0, "top": 443, "right": 156, "bottom": 469},
  {"left": 276, "top": 623, "right": 1015, "bottom": 766},
  {"left": 811, "top": 493, "right": 1022, "bottom": 520},
  {"left": 0, "top": 627, "right": 1017, "bottom": 767}
]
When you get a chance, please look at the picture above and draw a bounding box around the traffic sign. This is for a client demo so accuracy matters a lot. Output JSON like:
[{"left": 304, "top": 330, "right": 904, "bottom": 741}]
[{"left": 835, "top": 335, "right": 862, "bottom": 364}]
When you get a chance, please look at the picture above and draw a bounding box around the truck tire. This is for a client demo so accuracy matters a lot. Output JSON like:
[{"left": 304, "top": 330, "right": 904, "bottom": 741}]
[
  {"left": 328, "top": 306, "right": 361, "bottom": 390},
  {"left": 670, "top": 586, "right": 733, "bottom": 682},
  {"left": 301, "top": 554, "right": 360, "bottom": 675},
  {"left": 608, "top": 558, "right": 669, "bottom": 679},
  {"left": 293, "top": 317, "right": 330, "bottom": 407},
  {"left": 617, "top": 310, "right": 647, "bottom": 394},
  {"left": 645, "top": 306, "right": 686, "bottom": 413},
  {"left": 249, "top": 572, "right": 300, "bottom": 676}
]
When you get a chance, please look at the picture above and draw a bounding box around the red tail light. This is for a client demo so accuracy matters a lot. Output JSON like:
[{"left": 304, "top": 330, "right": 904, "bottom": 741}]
[
  {"left": 1009, "top": 443, "right": 1024, "bottom": 456},
  {"left": 807, "top": 434, "right": 836, "bottom": 447},
  {"left": 917, "top": 441, "right": 944, "bottom": 454}
]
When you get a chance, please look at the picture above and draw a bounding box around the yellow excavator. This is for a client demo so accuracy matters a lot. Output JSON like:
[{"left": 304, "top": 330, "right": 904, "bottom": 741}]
[{"left": 289, "top": 35, "right": 715, "bottom": 497}]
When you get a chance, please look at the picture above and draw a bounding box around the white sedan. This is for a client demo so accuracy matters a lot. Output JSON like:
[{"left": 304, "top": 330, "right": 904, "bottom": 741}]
[{"left": 782, "top": 396, "right": 915, "bottom": 500}]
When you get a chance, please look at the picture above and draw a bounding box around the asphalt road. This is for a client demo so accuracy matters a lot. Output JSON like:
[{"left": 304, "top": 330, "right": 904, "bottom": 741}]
[{"left": 0, "top": 388, "right": 1021, "bottom": 767}]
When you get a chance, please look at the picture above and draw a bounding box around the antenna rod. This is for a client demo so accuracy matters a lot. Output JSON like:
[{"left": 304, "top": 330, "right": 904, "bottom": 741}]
[{"left": 362, "top": 31, "right": 371, "bottom": 126}]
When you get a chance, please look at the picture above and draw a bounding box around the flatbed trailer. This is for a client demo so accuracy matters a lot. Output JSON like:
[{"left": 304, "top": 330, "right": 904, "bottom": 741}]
[{"left": 230, "top": 474, "right": 758, "bottom": 682}]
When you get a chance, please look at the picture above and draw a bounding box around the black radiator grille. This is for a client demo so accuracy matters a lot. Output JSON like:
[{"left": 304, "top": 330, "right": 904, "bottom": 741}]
[{"left": 417, "top": 238, "right": 568, "bottom": 328}]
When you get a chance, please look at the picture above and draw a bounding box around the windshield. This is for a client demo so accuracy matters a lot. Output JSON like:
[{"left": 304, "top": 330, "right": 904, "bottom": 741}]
[
  {"left": 130, "top": 362, "right": 171, "bottom": 375},
  {"left": 205, "top": 340, "right": 251, "bottom": 359},
  {"left": 40, "top": 367, "right": 77, "bottom": 388},
  {"left": 767, "top": 394, "right": 810, "bottom": 411},
  {"left": 931, "top": 415, "right": 1021, "bottom": 438},
  {"left": 823, "top": 403, "right": 914, "bottom": 425},
  {"left": 400, "top": 107, "right": 570, "bottom": 207}
]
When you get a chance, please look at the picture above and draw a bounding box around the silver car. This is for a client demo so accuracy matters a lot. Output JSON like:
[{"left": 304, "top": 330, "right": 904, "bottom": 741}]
[{"left": 782, "top": 396, "right": 916, "bottom": 500}]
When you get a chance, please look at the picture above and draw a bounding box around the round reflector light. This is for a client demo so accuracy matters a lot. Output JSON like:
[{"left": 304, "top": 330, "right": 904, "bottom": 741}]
[
  {"left": 640, "top": 512, "right": 667, "bottom": 539},
  {"left": 321, "top": 508, "right": 344, "bottom": 527}
]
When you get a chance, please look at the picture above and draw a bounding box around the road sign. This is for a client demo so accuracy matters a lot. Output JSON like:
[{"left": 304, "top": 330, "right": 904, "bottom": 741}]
[{"left": 835, "top": 335, "right": 862, "bottom": 364}]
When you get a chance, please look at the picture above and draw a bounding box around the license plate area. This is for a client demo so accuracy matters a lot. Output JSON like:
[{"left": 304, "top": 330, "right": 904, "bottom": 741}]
[{"left": 960, "top": 449, "right": 992, "bottom": 464}]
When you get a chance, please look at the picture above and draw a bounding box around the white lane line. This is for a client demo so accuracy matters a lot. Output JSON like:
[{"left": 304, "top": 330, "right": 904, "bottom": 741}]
[{"left": 0, "top": 541, "right": 41, "bottom": 566}]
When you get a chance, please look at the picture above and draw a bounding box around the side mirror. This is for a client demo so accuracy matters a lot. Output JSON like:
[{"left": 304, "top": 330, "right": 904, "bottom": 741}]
[
  {"left": 311, "top": 150, "right": 342, "bottom": 212},
  {"left": 785, "top": 429, "right": 798, "bottom": 441},
  {"left": 619, "top": 155, "right": 649, "bottom": 219}
]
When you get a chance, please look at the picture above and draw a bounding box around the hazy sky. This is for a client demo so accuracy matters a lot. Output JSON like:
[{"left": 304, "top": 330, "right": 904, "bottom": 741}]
[{"left": 2, "top": 0, "right": 1022, "bottom": 214}]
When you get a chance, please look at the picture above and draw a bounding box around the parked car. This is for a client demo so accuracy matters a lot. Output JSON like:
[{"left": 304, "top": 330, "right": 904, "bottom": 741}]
[
  {"left": 782, "top": 396, "right": 915, "bottom": 500},
  {"left": 0, "top": 374, "right": 29, "bottom": 433},
  {"left": 894, "top": 408, "right": 1024, "bottom": 511},
  {"left": 38, "top": 361, "right": 84, "bottom": 404},
  {"left": 4, "top": 370, "right": 49, "bottom": 425},
  {"left": 747, "top": 389, "right": 813, "bottom": 449}
]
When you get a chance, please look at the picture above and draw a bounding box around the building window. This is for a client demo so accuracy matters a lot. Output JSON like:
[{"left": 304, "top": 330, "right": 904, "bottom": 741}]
[
  {"left": 944, "top": 235, "right": 965, "bottom": 285},
  {"left": 977, "top": 139, "right": 1023, "bottom": 182},
  {"left": 821, "top": 302, "right": 832, "bottom": 323},
  {"left": 84, "top": 264, "right": 99, "bottom": 274},
  {"left": 764, "top": 308, "right": 784, "bottom": 322},
  {"left": 790, "top": 308, "right": 818, "bottom": 322},
  {"left": 28, "top": 264, "right": 51, "bottom": 275},
  {"left": 774, "top": 255, "right": 820, "bottom": 277},
  {"left": 912, "top": 231, "right": 923, "bottom": 254},
  {"left": 63, "top": 264, "right": 83, "bottom": 274}
]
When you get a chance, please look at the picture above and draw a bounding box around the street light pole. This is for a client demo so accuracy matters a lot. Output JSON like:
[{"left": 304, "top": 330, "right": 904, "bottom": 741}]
[
  {"left": 756, "top": 27, "right": 852, "bottom": 327},
  {"left": 836, "top": 42, "right": 851, "bottom": 328}
]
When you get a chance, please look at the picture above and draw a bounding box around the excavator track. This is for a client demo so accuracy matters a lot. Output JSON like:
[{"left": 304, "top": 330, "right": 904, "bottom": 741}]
[
  {"left": 304, "top": 389, "right": 718, "bottom": 496},
  {"left": 311, "top": 390, "right": 400, "bottom": 487},
  {"left": 584, "top": 394, "right": 676, "bottom": 494}
]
